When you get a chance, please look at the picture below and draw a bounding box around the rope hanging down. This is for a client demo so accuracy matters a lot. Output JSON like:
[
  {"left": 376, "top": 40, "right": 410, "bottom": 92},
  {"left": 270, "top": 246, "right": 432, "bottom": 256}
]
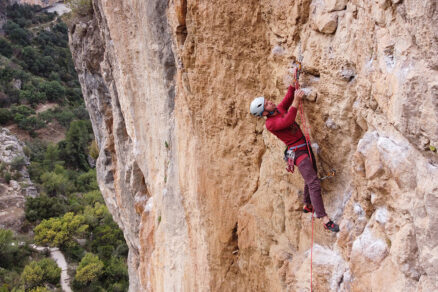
[{"left": 293, "top": 60, "right": 315, "bottom": 292}]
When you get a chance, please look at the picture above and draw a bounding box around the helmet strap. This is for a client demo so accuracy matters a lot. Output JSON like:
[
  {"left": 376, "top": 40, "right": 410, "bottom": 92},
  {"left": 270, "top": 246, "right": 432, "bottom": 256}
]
[{"left": 267, "top": 108, "right": 278, "bottom": 116}]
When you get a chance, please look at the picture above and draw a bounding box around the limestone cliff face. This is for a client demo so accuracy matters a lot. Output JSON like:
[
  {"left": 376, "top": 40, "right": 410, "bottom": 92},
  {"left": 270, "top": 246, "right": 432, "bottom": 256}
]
[{"left": 69, "top": 0, "right": 438, "bottom": 291}]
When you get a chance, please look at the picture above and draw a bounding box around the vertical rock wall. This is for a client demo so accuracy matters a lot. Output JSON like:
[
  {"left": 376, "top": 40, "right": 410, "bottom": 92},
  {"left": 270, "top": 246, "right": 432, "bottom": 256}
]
[{"left": 69, "top": 0, "right": 438, "bottom": 291}]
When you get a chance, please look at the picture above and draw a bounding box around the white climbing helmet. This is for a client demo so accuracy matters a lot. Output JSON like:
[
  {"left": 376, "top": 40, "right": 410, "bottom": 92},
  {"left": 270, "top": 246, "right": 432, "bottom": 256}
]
[{"left": 250, "top": 96, "right": 265, "bottom": 117}]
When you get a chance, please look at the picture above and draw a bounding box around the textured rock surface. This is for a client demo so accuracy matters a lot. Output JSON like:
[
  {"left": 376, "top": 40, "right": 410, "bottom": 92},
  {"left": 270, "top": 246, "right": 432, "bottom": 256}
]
[
  {"left": 69, "top": 0, "right": 438, "bottom": 291},
  {"left": 0, "top": 128, "right": 38, "bottom": 232}
]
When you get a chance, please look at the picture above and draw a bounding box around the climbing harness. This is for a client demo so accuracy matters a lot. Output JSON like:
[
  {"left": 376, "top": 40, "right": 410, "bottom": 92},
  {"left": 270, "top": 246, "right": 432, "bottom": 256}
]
[{"left": 284, "top": 143, "right": 307, "bottom": 173}]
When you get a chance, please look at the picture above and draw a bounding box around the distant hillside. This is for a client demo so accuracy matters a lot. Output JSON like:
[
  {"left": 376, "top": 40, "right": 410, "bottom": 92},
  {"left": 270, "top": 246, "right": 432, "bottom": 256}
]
[{"left": 0, "top": 2, "right": 86, "bottom": 142}]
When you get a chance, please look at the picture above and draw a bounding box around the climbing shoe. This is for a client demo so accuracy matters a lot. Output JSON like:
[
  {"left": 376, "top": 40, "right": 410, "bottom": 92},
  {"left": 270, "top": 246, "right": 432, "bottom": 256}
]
[
  {"left": 303, "top": 205, "right": 314, "bottom": 213},
  {"left": 324, "top": 220, "right": 340, "bottom": 232}
]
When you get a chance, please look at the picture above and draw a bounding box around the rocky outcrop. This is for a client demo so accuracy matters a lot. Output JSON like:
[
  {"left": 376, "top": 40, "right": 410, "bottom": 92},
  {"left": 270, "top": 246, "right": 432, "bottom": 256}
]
[
  {"left": 69, "top": 0, "right": 438, "bottom": 291},
  {"left": 12, "top": 0, "right": 60, "bottom": 8},
  {"left": 0, "top": 128, "right": 38, "bottom": 232}
]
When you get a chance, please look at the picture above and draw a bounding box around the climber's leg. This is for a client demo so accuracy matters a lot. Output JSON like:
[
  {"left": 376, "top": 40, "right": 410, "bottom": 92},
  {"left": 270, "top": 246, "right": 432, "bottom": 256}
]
[
  {"left": 298, "top": 156, "right": 327, "bottom": 218},
  {"left": 303, "top": 184, "right": 312, "bottom": 206}
]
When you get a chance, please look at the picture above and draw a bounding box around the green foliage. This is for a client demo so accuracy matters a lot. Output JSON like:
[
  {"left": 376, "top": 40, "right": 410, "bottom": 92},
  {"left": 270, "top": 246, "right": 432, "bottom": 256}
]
[
  {"left": 0, "top": 38, "right": 13, "bottom": 58},
  {"left": 3, "top": 21, "right": 31, "bottom": 45},
  {"left": 88, "top": 140, "right": 99, "bottom": 160},
  {"left": 40, "top": 80, "right": 65, "bottom": 102},
  {"left": 25, "top": 195, "right": 67, "bottom": 222},
  {"left": 34, "top": 212, "right": 88, "bottom": 248},
  {"left": 75, "top": 169, "right": 98, "bottom": 192},
  {"left": 0, "top": 108, "right": 13, "bottom": 124},
  {"left": 0, "top": 229, "right": 18, "bottom": 268},
  {"left": 83, "top": 202, "right": 111, "bottom": 230},
  {"left": 61, "top": 242, "right": 85, "bottom": 262},
  {"left": 42, "top": 144, "right": 63, "bottom": 171},
  {"left": 61, "top": 120, "right": 91, "bottom": 170},
  {"left": 25, "top": 140, "right": 47, "bottom": 162},
  {"left": 11, "top": 105, "right": 34, "bottom": 117},
  {"left": 10, "top": 156, "right": 26, "bottom": 171},
  {"left": 66, "top": 0, "right": 93, "bottom": 17},
  {"left": 74, "top": 253, "right": 104, "bottom": 286},
  {"left": 104, "top": 257, "right": 128, "bottom": 289},
  {"left": 29, "top": 287, "right": 51, "bottom": 292},
  {"left": 20, "top": 258, "right": 60, "bottom": 289},
  {"left": 18, "top": 116, "right": 45, "bottom": 132},
  {"left": 0, "top": 229, "right": 32, "bottom": 271},
  {"left": 40, "top": 167, "right": 73, "bottom": 195},
  {"left": 19, "top": 88, "right": 47, "bottom": 106},
  {"left": 3, "top": 171, "right": 12, "bottom": 184},
  {"left": 83, "top": 190, "right": 105, "bottom": 206}
]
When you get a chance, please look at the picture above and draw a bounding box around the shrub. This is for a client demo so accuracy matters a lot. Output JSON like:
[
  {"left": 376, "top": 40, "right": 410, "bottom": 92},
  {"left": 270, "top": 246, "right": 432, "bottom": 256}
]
[
  {"left": 0, "top": 38, "right": 13, "bottom": 58},
  {"left": 34, "top": 212, "right": 88, "bottom": 248},
  {"left": 10, "top": 156, "right": 26, "bottom": 171},
  {"left": 40, "top": 80, "right": 65, "bottom": 102},
  {"left": 104, "top": 257, "right": 128, "bottom": 288},
  {"left": 83, "top": 190, "right": 104, "bottom": 206},
  {"left": 17, "top": 116, "right": 45, "bottom": 132},
  {"left": 73, "top": 253, "right": 103, "bottom": 286},
  {"left": 3, "top": 21, "right": 31, "bottom": 45},
  {"left": 20, "top": 258, "right": 61, "bottom": 289},
  {"left": 11, "top": 105, "right": 35, "bottom": 117},
  {"left": 88, "top": 140, "right": 99, "bottom": 160},
  {"left": 66, "top": 0, "right": 93, "bottom": 17},
  {"left": 61, "top": 242, "right": 85, "bottom": 262},
  {"left": 0, "top": 108, "right": 13, "bottom": 125},
  {"left": 25, "top": 140, "right": 47, "bottom": 163},
  {"left": 0, "top": 229, "right": 18, "bottom": 268},
  {"left": 40, "top": 170, "right": 73, "bottom": 195},
  {"left": 75, "top": 169, "right": 98, "bottom": 192},
  {"left": 54, "top": 109, "right": 75, "bottom": 127},
  {"left": 25, "top": 195, "right": 67, "bottom": 222},
  {"left": 19, "top": 88, "right": 47, "bottom": 106},
  {"left": 60, "top": 120, "right": 90, "bottom": 170},
  {"left": 3, "top": 171, "right": 11, "bottom": 184}
]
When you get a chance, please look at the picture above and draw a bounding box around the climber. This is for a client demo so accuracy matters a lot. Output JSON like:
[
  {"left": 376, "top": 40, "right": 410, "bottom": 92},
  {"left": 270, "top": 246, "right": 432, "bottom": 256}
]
[{"left": 249, "top": 79, "right": 339, "bottom": 233}]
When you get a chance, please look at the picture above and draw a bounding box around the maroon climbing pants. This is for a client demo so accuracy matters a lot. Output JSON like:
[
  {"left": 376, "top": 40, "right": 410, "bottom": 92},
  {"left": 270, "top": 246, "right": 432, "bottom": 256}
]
[{"left": 297, "top": 155, "right": 327, "bottom": 218}]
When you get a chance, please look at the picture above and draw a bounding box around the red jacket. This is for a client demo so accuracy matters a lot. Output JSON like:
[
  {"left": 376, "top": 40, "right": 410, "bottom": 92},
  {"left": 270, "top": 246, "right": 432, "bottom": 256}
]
[{"left": 266, "top": 86, "right": 306, "bottom": 147}]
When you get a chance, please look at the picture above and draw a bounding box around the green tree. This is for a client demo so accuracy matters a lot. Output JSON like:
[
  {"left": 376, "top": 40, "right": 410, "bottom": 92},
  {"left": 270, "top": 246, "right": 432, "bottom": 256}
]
[
  {"left": 19, "top": 88, "right": 47, "bottom": 105},
  {"left": 11, "top": 105, "right": 35, "bottom": 117},
  {"left": 75, "top": 169, "right": 98, "bottom": 192},
  {"left": 62, "top": 120, "right": 90, "bottom": 170},
  {"left": 0, "top": 38, "right": 13, "bottom": 57},
  {"left": 83, "top": 202, "right": 111, "bottom": 230},
  {"left": 20, "top": 258, "right": 60, "bottom": 289},
  {"left": 21, "top": 261, "right": 44, "bottom": 289},
  {"left": 18, "top": 116, "right": 45, "bottom": 132},
  {"left": 34, "top": 212, "right": 88, "bottom": 248},
  {"left": 74, "top": 253, "right": 103, "bottom": 286},
  {"left": 40, "top": 170, "right": 72, "bottom": 195},
  {"left": 0, "top": 109, "right": 13, "bottom": 125},
  {"left": 104, "top": 257, "right": 128, "bottom": 289},
  {"left": 10, "top": 156, "right": 26, "bottom": 171},
  {"left": 42, "top": 144, "right": 63, "bottom": 171},
  {"left": 25, "top": 195, "right": 67, "bottom": 222},
  {"left": 0, "top": 229, "right": 18, "bottom": 268},
  {"left": 3, "top": 21, "right": 30, "bottom": 45},
  {"left": 40, "top": 81, "right": 65, "bottom": 102}
]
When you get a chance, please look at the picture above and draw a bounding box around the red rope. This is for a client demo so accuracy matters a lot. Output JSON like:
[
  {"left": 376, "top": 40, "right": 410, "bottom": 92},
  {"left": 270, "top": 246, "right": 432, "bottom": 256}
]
[
  {"left": 295, "top": 67, "right": 314, "bottom": 291},
  {"left": 311, "top": 210, "right": 314, "bottom": 292}
]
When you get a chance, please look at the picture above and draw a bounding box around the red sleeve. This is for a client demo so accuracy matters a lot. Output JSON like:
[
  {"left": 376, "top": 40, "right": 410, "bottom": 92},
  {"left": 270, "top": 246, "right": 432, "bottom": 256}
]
[
  {"left": 266, "top": 107, "right": 298, "bottom": 131},
  {"left": 277, "top": 86, "right": 295, "bottom": 113}
]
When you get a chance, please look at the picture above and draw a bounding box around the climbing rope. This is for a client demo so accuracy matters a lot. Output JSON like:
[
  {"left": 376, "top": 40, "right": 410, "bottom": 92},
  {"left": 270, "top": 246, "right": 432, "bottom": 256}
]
[
  {"left": 294, "top": 59, "right": 314, "bottom": 292},
  {"left": 311, "top": 210, "right": 314, "bottom": 292}
]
